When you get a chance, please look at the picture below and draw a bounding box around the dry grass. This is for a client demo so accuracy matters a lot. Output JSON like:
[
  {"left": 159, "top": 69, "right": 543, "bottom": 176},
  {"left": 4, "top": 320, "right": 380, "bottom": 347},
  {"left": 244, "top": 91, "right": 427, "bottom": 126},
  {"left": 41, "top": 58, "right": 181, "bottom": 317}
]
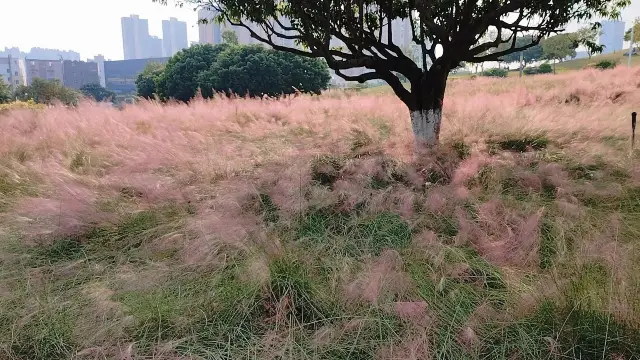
[{"left": 1, "top": 67, "right": 640, "bottom": 359}]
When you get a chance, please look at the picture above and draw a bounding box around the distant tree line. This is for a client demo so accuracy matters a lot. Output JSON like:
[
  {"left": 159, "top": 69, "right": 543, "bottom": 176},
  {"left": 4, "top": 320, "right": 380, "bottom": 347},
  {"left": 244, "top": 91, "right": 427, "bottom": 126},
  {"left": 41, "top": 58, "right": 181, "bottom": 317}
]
[
  {"left": 135, "top": 43, "right": 332, "bottom": 102},
  {"left": 479, "top": 24, "right": 605, "bottom": 76},
  {"left": 0, "top": 78, "right": 115, "bottom": 106}
]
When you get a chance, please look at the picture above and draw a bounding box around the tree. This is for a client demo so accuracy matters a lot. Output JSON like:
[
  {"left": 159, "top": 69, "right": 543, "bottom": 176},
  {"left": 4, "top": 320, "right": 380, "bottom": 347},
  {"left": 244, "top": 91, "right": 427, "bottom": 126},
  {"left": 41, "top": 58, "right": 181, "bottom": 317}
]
[
  {"left": 624, "top": 17, "right": 640, "bottom": 51},
  {"left": 0, "top": 81, "right": 11, "bottom": 104},
  {"left": 575, "top": 24, "right": 604, "bottom": 59},
  {"left": 198, "top": 45, "right": 330, "bottom": 98},
  {"left": 499, "top": 36, "right": 544, "bottom": 65},
  {"left": 15, "top": 78, "right": 78, "bottom": 105},
  {"left": 160, "top": 43, "right": 229, "bottom": 102},
  {"left": 542, "top": 34, "right": 579, "bottom": 74},
  {"left": 135, "top": 62, "right": 166, "bottom": 99},
  {"left": 157, "top": 0, "right": 626, "bottom": 145},
  {"left": 222, "top": 30, "right": 239, "bottom": 45},
  {"left": 80, "top": 83, "right": 116, "bottom": 102}
]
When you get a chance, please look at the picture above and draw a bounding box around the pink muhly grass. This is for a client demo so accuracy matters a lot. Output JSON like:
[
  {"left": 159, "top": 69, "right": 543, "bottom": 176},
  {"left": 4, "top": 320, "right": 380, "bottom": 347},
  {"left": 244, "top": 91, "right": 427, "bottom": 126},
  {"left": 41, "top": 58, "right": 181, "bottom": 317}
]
[
  {"left": 376, "top": 332, "right": 431, "bottom": 360},
  {"left": 451, "top": 154, "right": 491, "bottom": 186},
  {"left": 0, "top": 66, "right": 638, "bottom": 260},
  {"left": 344, "top": 250, "right": 411, "bottom": 305},
  {"left": 456, "top": 201, "right": 545, "bottom": 267}
]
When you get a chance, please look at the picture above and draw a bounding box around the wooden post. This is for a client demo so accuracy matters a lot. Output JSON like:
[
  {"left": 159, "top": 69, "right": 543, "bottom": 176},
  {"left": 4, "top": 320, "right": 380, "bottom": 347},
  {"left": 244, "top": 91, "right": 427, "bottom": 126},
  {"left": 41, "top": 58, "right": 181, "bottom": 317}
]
[
  {"left": 519, "top": 51, "right": 524, "bottom": 78},
  {"left": 632, "top": 112, "right": 637, "bottom": 154}
]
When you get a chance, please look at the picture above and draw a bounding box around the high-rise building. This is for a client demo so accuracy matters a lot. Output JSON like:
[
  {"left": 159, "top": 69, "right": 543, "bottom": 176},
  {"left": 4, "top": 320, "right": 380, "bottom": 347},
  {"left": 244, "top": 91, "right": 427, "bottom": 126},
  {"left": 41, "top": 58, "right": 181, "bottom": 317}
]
[
  {"left": 599, "top": 20, "right": 625, "bottom": 54},
  {"left": 198, "top": 10, "right": 274, "bottom": 46},
  {"left": 121, "top": 15, "right": 151, "bottom": 60},
  {"left": 378, "top": 18, "right": 413, "bottom": 47},
  {"left": 198, "top": 9, "right": 223, "bottom": 45},
  {"left": 162, "top": 17, "right": 188, "bottom": 57},
  {"left": 90, "top": 54, "right": 106, "bottom": 87},
  {"left": 0, "top": 56, "right": 26, "bottom": 92},
  {"left": 148, "top": 36, "right": 164, "bottom": 58}
]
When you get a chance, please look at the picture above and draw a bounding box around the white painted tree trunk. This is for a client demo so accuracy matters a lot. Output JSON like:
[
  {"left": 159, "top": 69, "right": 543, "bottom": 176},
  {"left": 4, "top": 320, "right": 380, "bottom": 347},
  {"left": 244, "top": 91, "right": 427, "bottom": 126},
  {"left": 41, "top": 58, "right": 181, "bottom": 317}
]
[{"left": 410, "top": 109, "right": 442, "bottom": 146}]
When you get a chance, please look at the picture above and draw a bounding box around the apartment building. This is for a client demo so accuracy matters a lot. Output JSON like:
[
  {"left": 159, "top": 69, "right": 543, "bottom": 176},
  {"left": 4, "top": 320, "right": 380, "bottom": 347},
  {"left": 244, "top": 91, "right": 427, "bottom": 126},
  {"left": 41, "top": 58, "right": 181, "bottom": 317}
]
[
  {"left": 62, "top": 60, "right": 100, "bottom": 89},
  {"left": 162, "top": 17, "right": 188, "bottom": 56},
  {"left": 0, "top": 56, "right": 26, "bottom": 91},
  {"left": 25, "top": 59, "right": 63, "bottom": 85},
  {"left": 104, "top": 57, "right": 170, "bottom": 95}
]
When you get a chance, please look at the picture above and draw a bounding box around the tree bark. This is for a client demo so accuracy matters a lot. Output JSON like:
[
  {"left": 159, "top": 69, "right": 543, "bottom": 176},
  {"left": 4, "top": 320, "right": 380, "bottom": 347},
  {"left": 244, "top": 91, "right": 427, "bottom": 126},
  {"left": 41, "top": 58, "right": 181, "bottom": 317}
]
[
  {"left": 407, "top": 65, "right": 449, "bottom": 147},
  {"left": 410, "top": 109, "right": 442, "bottom": 146}
]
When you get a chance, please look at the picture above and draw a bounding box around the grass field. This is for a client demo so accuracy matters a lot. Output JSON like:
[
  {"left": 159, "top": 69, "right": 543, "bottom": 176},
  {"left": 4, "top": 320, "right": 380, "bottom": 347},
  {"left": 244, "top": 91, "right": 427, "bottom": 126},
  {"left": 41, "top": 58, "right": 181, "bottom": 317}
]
[
  {"left": 554, "top": 51, "right": 640, "bottom": 72},
  {"left": 2, "top": 67, "right": 640, "bottom": 359}
]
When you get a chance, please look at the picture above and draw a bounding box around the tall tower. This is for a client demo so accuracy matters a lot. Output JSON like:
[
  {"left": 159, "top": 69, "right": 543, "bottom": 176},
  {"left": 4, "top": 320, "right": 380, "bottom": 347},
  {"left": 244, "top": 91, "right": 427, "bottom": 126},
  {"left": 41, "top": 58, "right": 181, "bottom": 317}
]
[
  {"left": 198, "top": 9, "right": 223, "bottom": 45},
  {"left": 162, "top": 17, "right": 189, "bottom": 57},
  {"left": 599, "top": 20, "right": 625, "bottom": 54},
  {"left": 91, "top": 54, "right": 106, "bottom": 87},
  {"left": 121, "top": 15, "right": 151, "bottom": 60}
]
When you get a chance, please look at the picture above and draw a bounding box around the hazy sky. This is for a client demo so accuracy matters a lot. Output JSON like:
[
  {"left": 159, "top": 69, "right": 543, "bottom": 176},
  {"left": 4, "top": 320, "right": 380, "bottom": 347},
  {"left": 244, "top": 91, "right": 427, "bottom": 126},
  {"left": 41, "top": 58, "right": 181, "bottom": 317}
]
[{"left": 2, "top": 0, "right": 640, "bottom": 61}]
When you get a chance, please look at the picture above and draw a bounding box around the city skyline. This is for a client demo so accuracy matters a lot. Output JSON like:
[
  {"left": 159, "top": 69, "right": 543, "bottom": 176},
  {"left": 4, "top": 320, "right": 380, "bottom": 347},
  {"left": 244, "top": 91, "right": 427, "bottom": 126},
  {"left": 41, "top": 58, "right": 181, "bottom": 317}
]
[
  {"left": 2, "top": 0, "right": 640, "bottom": 61},
  {"left": 0, "top": 0, "right": 199, "bottom": 61}
]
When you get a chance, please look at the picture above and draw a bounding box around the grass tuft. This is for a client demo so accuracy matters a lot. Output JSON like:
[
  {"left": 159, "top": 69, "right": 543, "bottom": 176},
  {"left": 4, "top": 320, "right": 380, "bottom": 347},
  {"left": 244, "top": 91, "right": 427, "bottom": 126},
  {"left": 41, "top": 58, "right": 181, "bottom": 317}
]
[
  {"left": 489, "top": 134, "right": 550, "bottom": 153},
  {"left": 311, "top": 154, "right": 346, "bottom": 187}
]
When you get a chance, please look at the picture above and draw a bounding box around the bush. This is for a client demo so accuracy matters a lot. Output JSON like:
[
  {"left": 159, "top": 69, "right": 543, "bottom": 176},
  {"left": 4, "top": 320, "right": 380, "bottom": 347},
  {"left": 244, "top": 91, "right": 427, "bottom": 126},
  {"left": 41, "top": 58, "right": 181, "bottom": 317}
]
[
  {"left": 482, "top": 68, "right": 508, "bottom": 78},
  {"left": 594, "top": 59, "right": 617, "bottom": 70},
  {"left": 0, "top": 80, "right": 11, "bottom": 104},
  {"left": 80, "top": 83, "right": 116, "bottom": 102},
  {"left": 14, "top": 78, "right": 78, "bottom": 106},
  {"left": 538, "top": 63, "right": 553, "bottom": 73},
  {"left": 0, "top": 100, "right": 46, "bottom": 114},
  {"left": 524, "top": 63, "right": 553, "bottom": 75}
]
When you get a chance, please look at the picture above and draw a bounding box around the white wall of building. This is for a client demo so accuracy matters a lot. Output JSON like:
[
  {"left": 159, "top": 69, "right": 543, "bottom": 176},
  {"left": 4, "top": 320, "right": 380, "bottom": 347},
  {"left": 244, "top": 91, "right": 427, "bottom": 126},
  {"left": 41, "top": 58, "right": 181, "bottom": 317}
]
[{"left": 0, "top": 56, "right": 26, "bottom": 92}]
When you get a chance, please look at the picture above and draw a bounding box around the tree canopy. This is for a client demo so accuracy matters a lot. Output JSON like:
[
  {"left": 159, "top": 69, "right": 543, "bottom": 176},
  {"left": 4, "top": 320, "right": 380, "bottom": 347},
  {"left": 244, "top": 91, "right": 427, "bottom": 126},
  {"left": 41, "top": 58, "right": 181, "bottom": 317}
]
[
  {"left": 15, "top": 78, "right": 78, "bottom": 105},
  {"left": 135, "top": 62, "right": 166, "bottom": 99},
  {"left": 575, "top": 25, "right": 604, "bottom": 59},
  {"left": 157, "top": 0, "right": 627, "bottom": 145},
  {"left": 624, "top": 18, "right": 640, "bottom": 50},
  {"left": 136, "top": 43, "right": 331, "bottom": 101},
  {"left": 159, "top": 44, "right": 230, "bottom": 102},
  {"left": 222, "top": 30, "right": 239, "bottom": 45},
  {"left": 198, "top": 45, "right": 330, "bottom": 98},
  {"left": 497, "top": 36, "right": 544, "bottom": 64},
  {"left": 0, "top": 81, "right": 11, "bottom": 104},
  {"left": 542, "top": 34, "right": 578, "bottom": 61},
  {"left": 80, "top": 83, "right": 116, "bottom": 102}
]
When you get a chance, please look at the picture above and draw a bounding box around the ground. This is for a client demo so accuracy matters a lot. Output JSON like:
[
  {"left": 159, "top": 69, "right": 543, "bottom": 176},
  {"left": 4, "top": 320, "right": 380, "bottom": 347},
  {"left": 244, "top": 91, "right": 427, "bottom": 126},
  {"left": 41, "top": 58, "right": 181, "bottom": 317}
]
[{"left": 1, "top": 67, "right": 640, "bottom": 359}]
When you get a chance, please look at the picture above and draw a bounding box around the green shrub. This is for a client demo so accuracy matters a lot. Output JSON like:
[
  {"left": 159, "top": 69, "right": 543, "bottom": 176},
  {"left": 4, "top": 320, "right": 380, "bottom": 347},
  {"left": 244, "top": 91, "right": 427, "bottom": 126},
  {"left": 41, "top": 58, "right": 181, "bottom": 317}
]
[
  {"left": 537, "top": 63, "right": 553, "bottom": 73},
  {"left": 482, "top": 68, "right": 508, "bottom": 78},
  {"left": 594, "top": 59, "right": 618, "bottom": 70},
  {"left": 524, "top": 63, "right": 553, "bottom": 75}
]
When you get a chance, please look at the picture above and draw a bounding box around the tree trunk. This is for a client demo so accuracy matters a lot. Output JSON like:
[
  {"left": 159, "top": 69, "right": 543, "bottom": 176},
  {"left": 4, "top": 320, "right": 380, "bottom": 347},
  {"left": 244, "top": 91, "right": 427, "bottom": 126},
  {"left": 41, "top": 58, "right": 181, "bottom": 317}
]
[
  {"left": 553, "top": 60, "right": 556, "bottom": 74},
  {"left": 408, "top": 66, "right": 449, "bottom": 147},
  {"left": 410, "top": 109, "right": 442, "bottom": 146}
]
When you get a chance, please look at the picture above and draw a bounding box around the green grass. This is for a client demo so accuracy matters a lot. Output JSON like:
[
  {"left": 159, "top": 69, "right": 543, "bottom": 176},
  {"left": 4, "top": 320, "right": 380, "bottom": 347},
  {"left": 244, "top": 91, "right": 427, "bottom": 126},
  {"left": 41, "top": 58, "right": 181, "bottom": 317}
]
[
  {"left": 3, "top": 138, "right": 640, "bottom": 359},
  {"left": 554, "top": 50, "right": 640, "bottom": 72}
]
